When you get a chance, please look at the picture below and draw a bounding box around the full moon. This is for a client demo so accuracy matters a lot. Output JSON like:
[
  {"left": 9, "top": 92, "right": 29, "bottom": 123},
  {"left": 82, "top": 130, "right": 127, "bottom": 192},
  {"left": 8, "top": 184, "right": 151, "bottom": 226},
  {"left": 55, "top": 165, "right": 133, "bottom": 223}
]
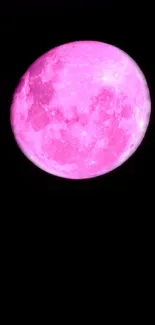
[{"left": 10, "top": 41, "right": 151, "bottom": 179}]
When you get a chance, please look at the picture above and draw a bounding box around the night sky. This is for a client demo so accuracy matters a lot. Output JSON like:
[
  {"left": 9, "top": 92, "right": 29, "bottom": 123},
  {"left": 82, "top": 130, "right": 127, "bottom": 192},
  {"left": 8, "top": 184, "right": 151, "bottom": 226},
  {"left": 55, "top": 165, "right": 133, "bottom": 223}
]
[{"left": 1, "top": 1, "right": 154, "bottom": 195}]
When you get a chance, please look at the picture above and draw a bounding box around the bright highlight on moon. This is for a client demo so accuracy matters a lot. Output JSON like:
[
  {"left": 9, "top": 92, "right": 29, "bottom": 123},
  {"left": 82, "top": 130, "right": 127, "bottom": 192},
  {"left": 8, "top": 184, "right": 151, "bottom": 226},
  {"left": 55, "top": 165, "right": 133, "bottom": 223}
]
[{"left": 10, "top": 40, "right": 151, "bottom": 179}]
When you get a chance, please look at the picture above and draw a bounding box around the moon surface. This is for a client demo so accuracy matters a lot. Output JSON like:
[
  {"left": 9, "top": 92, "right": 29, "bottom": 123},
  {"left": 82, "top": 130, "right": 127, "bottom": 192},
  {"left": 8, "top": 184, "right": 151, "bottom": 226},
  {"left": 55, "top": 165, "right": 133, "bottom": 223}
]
[{"left": 10, "top": 40, "right": 151, "bottom": 179}]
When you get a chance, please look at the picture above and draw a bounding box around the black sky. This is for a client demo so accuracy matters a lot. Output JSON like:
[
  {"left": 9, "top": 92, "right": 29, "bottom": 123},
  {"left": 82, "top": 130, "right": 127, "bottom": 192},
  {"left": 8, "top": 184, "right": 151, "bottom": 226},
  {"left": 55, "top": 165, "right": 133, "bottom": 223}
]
[{"left": 1, "top": 1, "right": 154, "bottom": 195}]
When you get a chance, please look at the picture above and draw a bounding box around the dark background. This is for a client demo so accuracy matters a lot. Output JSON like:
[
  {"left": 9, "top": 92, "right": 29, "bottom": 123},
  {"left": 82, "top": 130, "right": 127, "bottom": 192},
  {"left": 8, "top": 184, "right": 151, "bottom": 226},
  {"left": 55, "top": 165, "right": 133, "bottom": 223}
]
[
  {"left": 1, "top": 1, "right": 154, "bottom": 194},
  {"left": 0, "top": 3, "right": 154, "bottom": 305},
  {"left": 0, "top": 4, "right": 153, "bottom": 314}
]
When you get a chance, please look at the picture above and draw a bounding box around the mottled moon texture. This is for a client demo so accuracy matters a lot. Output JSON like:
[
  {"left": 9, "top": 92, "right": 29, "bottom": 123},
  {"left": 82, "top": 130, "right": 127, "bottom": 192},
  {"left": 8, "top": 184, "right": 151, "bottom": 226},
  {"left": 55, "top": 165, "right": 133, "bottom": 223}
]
[{"left": 10, "top": 41, "right": 151, "bottom": 179}]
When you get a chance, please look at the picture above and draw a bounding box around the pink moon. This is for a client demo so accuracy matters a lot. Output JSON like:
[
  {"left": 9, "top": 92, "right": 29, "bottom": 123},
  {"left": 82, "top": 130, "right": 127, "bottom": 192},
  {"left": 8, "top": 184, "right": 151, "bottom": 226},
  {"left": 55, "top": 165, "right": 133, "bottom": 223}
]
[{"left": 10, "top": 41, "right": 151, "bottom": 179}]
